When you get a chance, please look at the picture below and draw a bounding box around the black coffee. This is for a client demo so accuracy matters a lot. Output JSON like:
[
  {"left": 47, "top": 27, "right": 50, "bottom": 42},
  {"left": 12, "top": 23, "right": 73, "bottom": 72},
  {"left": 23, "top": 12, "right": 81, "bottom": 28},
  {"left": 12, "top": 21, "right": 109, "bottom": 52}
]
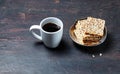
[{"left": 42, "top": 23, "right": 60, "bottom": 32}]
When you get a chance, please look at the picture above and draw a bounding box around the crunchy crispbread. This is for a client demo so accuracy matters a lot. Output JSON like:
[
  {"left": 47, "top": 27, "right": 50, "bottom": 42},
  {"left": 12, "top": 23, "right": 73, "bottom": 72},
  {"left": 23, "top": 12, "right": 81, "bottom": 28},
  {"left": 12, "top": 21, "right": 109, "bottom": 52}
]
[{"left": 74, "top": 17, "right": 105, "bottom": 46}]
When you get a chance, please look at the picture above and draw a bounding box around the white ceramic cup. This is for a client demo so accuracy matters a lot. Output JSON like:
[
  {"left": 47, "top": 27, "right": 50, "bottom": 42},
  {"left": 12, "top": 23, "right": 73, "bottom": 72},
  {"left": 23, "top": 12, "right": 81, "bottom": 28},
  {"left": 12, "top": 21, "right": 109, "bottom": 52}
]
[{"left": 29, "top": 17, "right": 63, "bottom": 48}]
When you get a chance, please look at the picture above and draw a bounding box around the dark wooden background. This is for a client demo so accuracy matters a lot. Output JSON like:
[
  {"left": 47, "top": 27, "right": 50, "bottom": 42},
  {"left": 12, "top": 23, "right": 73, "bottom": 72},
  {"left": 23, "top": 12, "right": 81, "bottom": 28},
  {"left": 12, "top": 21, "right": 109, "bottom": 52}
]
[{"left": 0, "top": 0, "right": 120, "bottom": 74}]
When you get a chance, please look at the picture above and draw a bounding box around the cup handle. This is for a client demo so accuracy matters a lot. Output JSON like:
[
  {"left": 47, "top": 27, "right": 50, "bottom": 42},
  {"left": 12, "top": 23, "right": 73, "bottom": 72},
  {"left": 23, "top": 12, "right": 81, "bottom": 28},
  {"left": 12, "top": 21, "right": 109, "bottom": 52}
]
[{"left": 29, "top": 25, "right": 42, "bottom": 41}]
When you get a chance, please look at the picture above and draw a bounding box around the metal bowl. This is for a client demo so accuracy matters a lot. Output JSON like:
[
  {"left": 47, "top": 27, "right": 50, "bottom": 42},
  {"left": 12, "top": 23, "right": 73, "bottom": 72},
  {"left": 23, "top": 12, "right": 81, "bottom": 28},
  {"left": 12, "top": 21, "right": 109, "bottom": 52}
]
[{"left": 69, "top": 19, "right": 107, "bottom": 47}]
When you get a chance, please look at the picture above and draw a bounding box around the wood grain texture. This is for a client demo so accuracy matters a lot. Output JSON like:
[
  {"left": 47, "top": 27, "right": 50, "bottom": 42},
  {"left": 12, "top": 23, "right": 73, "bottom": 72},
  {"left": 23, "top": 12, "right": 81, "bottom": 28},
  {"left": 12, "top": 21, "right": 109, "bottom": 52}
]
[{"left": 0, "top": 0, "right": 120, "bottom": 74}]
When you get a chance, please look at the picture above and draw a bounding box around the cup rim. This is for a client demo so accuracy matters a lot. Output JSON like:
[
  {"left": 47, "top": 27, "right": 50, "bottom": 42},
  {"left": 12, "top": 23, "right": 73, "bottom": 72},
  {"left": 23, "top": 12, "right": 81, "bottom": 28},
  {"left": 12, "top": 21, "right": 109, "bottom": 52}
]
[{"left": 40, "top": 17, "right": 63, "bottom": 34}]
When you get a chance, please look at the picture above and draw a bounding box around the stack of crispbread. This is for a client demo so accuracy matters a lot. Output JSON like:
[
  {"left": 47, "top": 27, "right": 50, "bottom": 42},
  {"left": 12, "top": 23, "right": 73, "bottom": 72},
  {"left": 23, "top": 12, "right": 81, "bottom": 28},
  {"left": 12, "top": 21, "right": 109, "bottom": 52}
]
[{"left": 74, "top": 17, "right": 105, "bottom": 46}]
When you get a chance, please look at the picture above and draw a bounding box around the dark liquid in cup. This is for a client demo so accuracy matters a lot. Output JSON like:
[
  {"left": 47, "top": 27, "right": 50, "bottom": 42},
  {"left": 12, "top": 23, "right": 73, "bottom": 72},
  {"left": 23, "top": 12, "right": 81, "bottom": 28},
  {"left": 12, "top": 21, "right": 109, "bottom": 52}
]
[{"left": 42, "top": 23, "right": 61, "bottom": 32}]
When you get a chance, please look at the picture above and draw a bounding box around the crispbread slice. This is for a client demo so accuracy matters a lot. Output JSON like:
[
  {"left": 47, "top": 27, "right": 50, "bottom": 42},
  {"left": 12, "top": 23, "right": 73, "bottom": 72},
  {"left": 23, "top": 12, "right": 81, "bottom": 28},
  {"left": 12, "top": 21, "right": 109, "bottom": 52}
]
[
  {"left": 74, "top": 29, "right": 84, "bottom": 44},
  {"left": 85, "top": 17, "right": 105, "bottom": 36},
  {"left": 83, "top": 36, "right": 102, "bottom": 42},
  {"left": 83, "top": 33, "right": 102, "bottom": 41}
]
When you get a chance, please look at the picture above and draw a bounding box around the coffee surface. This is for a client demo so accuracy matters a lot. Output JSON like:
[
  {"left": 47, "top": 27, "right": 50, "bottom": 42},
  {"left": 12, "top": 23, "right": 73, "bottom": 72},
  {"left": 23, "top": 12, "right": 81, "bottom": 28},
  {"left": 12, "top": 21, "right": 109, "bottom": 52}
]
[{"left": 42, "top": 23, "right": 60, "bottom": 32}]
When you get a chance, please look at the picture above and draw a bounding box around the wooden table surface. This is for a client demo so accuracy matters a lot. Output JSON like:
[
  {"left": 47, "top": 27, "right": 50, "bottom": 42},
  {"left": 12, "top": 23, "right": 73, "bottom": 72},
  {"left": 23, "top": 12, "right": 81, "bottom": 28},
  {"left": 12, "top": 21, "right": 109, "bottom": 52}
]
[{"left": 0, "top": 0, "right": 120, "bottom": 74}]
